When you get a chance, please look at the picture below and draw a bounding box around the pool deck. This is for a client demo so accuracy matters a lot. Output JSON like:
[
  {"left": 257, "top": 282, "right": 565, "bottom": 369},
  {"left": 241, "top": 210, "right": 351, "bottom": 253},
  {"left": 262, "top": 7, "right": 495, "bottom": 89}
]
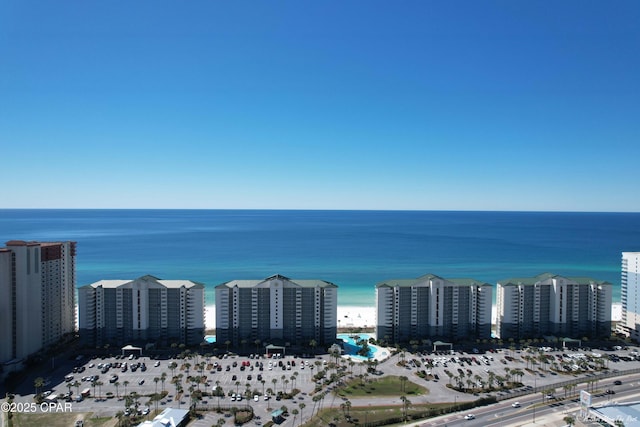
[{"left": 337, "top": 333, "right": 391, "bottom": 363}]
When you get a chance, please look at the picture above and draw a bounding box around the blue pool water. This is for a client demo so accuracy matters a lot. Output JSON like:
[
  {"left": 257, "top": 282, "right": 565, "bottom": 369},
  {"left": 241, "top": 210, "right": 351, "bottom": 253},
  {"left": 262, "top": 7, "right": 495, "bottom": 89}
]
[{"left": 337, "top": 333, "right": 378, "bottom": 359}]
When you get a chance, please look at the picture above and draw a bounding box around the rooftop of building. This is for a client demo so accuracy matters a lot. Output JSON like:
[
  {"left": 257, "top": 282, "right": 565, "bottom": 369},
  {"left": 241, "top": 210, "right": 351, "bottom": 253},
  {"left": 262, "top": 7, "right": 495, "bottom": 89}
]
[
  {"left": 499, "top": 272, "right": 611, "bottom": 286},
  {"left": 217, "top": 273, "right": 338, "bottom": 289},
  {"left": 136, "top": 407, "right": 190, "bottom": 427},
  {"left": 376, "top": 273, "right": 491, "bottom": 288},
  {"left": 81, "top": 275, "right": 205, "bottom": 289},
  {"left": 4, "top": 240, "right": 73, "bottom": 246},
  {"left": 590, "top": 401, "right": 640, "bottom": 427}
]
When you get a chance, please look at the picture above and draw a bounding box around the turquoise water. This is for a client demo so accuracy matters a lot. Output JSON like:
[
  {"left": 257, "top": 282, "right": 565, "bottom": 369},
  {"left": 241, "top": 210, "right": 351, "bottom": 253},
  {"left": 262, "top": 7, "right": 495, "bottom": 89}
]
[{"left": 1, "top": 209, "right": 638, "bottom": 305}]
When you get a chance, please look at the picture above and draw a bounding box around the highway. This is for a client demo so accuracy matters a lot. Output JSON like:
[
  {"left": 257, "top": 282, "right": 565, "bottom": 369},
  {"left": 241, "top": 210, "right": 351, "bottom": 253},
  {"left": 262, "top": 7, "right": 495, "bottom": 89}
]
[{"left": 403, "top": 372, "right": 640, "bottom": 427}]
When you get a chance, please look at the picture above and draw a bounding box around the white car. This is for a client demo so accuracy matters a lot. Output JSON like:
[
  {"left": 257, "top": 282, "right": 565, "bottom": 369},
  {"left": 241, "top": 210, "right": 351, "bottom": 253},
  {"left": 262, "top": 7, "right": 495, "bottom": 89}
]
[
  {"left": 512, "top": 402, "right": 520, "bottom": 408},
  {"left": 254, "top": 395, "right": 259, "bottom": 402},
  {"left": 464, "top": 414, "right": 475, "bottom": 420}
]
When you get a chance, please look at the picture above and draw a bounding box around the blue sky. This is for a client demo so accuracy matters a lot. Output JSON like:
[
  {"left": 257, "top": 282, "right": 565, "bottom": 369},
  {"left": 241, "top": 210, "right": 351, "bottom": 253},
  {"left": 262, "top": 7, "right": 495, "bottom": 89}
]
[{"left": 1, "top": 1, "right": 639, "bottom": 211}]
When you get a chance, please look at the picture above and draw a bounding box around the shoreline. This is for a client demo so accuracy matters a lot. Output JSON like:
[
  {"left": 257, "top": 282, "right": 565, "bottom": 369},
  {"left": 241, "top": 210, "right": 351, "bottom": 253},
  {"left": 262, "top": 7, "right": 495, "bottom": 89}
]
[{"left": 204, "top": 303, "right": 623, "bottom": 331}]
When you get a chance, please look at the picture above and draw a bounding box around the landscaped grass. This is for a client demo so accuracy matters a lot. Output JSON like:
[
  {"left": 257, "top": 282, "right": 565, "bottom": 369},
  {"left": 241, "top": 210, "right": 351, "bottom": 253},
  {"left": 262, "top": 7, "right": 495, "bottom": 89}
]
[
  {"left": 301, "top": 402, "right": 454, "bottom": 427},
  {"left": 337, "top": 375, "right": 428, "bottom": 397}
]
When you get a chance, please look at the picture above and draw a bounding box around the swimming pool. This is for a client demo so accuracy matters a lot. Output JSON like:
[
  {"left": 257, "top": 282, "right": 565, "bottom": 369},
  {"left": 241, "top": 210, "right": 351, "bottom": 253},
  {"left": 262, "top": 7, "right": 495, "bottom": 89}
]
[
  {"left": 337, "top": 333, "right": 378, "bottom": 360},
  {"left": 205, "top": 335, "right": 216, "bottom": 344}
]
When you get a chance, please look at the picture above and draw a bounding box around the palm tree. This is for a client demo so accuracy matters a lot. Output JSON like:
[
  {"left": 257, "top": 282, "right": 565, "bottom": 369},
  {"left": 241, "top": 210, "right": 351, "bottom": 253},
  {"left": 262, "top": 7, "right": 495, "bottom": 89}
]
[
  {"left": 168, "top": 361, "right": 177, "bottom": 379},
  {"left": 399, "top": 375, "right": 408, "bottom": 393},
  {"left": 72, "top": 380, "right": 81, "bottom": 397},
  {"left": 114, "top": 381, "right": 120, "bottom": 399},
  {"left": 299, "top": 402, "right": 306, "bottom": 425},
  {"left": 292, "top": 408, "right": 299, "bottom": 425},
  {"left": 563, "top": 415, "right": 576, "bottom": 426},
  {"left": 160, "top": 372, "right": 167, "bottom": 392},
  {"left": 563, "top": 384, "right": 571, "bottom": 399},
  {"left": 400, "top": 395, "right": 411, "bottom": 421},
  {"left": 311, "top": 394, "right": 321, "bottom": 416},
  {"left": 123, "top": 380, "right": 130, "bottom": 398},
  {"left": 272, "top": 378, "right": 278, "bottom": 396},
  {"left": 154, "top": 377, "right": 160, "bottom": 394},
  {"left": 96, "top": 381, "right": 104, "bottom": 400},
  {"left": 34, "top": 377, "right": 45, "bottom": 395}
]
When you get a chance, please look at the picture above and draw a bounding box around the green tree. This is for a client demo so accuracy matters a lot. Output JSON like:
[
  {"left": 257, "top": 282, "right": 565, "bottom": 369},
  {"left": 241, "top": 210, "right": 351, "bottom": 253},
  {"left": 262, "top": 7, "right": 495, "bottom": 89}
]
[
  {"left": 34, "top": 377, "right": 45, "bottom": 395},
  {"left": 399, "top": 375, "right": 408, "bottom": 393}
]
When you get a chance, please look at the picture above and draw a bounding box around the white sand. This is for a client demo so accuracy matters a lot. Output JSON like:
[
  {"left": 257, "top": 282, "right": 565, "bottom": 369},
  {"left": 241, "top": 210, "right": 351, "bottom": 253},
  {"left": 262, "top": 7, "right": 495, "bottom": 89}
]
[
  {"left": 337, "top": 306, "right": 377, "bottom": 329},
  {"left": 205, "top": 305, "right": 377, "bottom": 331}
]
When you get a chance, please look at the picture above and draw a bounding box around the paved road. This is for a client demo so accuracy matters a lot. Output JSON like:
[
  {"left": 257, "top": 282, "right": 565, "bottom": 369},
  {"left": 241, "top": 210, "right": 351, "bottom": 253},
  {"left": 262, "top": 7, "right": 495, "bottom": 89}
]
[
  {"left": 399, "top": 372, "right": 640, "bottom": 427},
  {"left": 7, "top": 343, "right": 640, "bottom": 426}
]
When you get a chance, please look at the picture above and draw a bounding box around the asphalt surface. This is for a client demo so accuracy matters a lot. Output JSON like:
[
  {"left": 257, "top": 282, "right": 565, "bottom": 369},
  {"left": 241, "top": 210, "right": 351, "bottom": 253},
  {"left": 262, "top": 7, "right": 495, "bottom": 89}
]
[{"left": 5, "top": 343, "right": 640, "bottom": 426}]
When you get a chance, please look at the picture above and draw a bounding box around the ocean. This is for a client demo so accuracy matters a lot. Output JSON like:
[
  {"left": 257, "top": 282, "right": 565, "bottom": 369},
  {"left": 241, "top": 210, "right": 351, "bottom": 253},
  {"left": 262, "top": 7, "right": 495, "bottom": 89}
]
[{"left": 1, "top": 209, "right": 638, "bottom": 306}]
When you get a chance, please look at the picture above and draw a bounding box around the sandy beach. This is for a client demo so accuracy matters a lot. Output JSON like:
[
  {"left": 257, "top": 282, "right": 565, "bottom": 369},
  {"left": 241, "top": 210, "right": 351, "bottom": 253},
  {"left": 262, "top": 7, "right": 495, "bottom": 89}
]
[
  {"left": 205, "top": 303, "right": 623, "bottom": 331},
  {"left": 205, "top": 305, "right": 377, "bottom": 331}
]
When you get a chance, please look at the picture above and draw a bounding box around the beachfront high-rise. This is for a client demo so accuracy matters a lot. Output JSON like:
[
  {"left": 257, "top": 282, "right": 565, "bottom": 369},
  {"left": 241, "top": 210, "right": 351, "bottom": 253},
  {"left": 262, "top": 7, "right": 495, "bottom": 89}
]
[
  {"left": 0, "top": 240, "right": 77, "bottom": 375},
  {"left": 375, "top": 274, "right": 492, "bottom": 344},
  {"left": 78, "top": 275, "right": 205, "bottom": 347},
  {"left": 215, "top": 274, "right": 338, "bottom": 349},
  {"left": 496, "top": 273, "right": 612, "bottom": 341},
  {"left": 620, "top": 252, "right": 640, "bottom": 340}
]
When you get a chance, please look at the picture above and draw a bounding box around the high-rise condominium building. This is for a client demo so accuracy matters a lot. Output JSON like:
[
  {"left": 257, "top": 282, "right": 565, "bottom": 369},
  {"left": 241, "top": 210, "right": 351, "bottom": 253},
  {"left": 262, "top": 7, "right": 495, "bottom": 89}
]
[
  {"left": 0, "top": 240, "right": 76, "bottom": 371},
  {"left": 78, "top": 275, "right": 205, "bottom": 347},
  {"left": 215, "top": 274, "right": 338, "bottom": 349},
  {"left": 496, "top": 273, "right": 612, "bottom": 340},
  {"left": 620, "top": 252, "right": 640, "bottom": 340},
  {"left": 375, "top": 273, "right": 492, "bottom": 344}
]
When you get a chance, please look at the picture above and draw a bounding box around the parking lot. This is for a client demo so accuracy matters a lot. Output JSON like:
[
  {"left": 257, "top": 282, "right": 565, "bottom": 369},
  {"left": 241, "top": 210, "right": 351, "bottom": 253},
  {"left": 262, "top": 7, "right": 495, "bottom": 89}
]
[
  {"left": 7, "top": 341, "right": 640, "bottom": 425},
  {"left": 10, "top": 351, "right": 329, "bottom": 421}
]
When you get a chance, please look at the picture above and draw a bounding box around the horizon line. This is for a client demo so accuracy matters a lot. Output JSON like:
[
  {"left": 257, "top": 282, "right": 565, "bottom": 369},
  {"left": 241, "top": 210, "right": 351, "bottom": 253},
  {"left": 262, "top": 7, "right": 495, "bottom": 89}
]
[{"left": 1, "top": 207, "right": 640, "bottom": 214}]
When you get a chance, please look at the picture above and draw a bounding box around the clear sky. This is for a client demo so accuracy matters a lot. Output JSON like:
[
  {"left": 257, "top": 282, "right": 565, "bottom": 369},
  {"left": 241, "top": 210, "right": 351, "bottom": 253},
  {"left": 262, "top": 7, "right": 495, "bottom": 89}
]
[{"left": 1, "top": 1, "right": 639, "bottom": 211}]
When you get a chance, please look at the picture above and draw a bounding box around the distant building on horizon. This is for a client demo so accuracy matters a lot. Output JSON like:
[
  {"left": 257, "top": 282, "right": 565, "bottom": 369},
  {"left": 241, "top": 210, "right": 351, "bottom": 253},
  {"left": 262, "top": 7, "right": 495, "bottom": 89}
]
[
  {"left": 496, "top": 273, "right": 612, "bottom": 341},
  {"left": 215, "top": 274, "right": 338, "bottom": 350},
  {"left": 78, "top": 275, "right": 205, "bottom": 347},
  {"left": 0, "top": 240, "right": 77, "bottom": 376},
  {"left": 620, "top": 252, "right": 640, "bottom": 341},
  {"left": 375, "top": 273, "right": 492, "bottom": 344}
]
